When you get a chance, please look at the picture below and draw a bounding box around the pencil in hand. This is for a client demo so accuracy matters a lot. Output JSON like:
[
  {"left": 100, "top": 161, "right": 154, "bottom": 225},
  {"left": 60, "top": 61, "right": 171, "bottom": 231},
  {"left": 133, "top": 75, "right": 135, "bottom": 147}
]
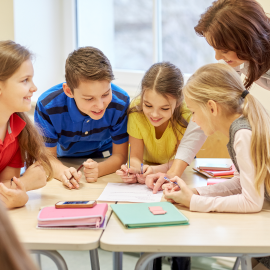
[{"left": 127, "top": 143, "right": 131, "bottom": 176}]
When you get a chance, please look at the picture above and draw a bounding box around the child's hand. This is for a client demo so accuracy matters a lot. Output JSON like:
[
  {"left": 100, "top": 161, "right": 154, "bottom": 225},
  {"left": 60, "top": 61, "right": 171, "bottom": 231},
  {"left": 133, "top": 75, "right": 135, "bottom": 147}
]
[
  {"left": 83, "top": 159, "right": 99, "bottom": 183},
  {"left": 0, "top": 177, "right": 28, "bottom": 209},
  {"left": 61, "top": 167, "right": 82, "bottom": 189},
  {"left": 136, "top": 165, "right": 154, "bottom": 184},
  {"left": 145, "top": 172, "right": 168, "bottom": 194},
  {"left": 116, "top": 164, "right": 138, "bottom": 184},
  {"left": 163, "top": 176, "right": 194, "bottom": 208}
]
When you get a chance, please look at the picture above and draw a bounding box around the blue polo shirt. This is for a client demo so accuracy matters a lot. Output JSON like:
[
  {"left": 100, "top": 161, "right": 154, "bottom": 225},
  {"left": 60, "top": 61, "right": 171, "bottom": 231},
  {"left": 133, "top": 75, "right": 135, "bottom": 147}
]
[{"left": 34, "top": 83, "right": 129, "bottom": 157}]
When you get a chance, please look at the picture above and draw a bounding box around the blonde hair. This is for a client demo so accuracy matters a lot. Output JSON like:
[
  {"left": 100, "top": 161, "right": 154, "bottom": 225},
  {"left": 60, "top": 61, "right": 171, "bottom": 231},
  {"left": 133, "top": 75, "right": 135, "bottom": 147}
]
[
  {"left": 0, "top": 201, "right": 38, "bottom": 270},
  {"left": 183, "top": 63, "right": 270, "bottom": 195}
]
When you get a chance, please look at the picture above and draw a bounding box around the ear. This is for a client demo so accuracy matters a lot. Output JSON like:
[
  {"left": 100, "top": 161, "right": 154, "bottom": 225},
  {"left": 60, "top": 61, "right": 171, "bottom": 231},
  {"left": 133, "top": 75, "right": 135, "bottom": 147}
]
[
  {"left": 62, "top": 83, "right": 74, "bottom": 98},
  {"left": 207, "top": 100, "right": 218, "bottom": 116}
]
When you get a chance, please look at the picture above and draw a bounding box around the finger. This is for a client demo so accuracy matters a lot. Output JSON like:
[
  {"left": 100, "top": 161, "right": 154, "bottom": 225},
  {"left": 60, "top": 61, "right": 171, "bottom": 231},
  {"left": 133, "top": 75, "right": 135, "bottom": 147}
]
[
  {"left": 145, "top": 175, "right": 157, "bottom": 190},
  {"left": 116, "top": 170, "right": 127, "bottom": 176},
  {"left": 120, "top": 164, "right": 128, "bottom": 172},
  {"left": 153, "top": 176, "right": 166, "bottom": 194},
  {"left": 61, "top": 175, "right": 73, "bottom": 189},
  {"left": 171, "top": 176, "right": 186, "bottom": 188},
  {"left": 85, "top": 177, "right": 97, "bottom": 183},
  {"left": 64, "top": 169, "right": 73, "bottom": 181},
  {"left": 162, "top": 183, "right": 173, "bottom": 190},
  {"left": 83, "top": 161, "right": 98, "bottom": 169},
  {"left": 127, "top": 167, "right": 139, "bottom": 174},
  {"left": 0, "top": 183, "right": 11, "bottom": 196},
  {"left": 12, "top": 177, "right": 24, "bottom": 191},
  {"left": 69, "top": 167, "right": 81, "bottom": 181},
  {"left": 163, "top": 187, "right": 175, "bottom": 200},
  {"left": 69, "top": 178, "right": 79, "bottom": 189}
]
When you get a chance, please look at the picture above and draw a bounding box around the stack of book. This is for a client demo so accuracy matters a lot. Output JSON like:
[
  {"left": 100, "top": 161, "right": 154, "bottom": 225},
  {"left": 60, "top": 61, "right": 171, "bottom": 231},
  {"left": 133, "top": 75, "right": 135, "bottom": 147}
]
[{"left": 193, "top": 164, "right": 235, "bottom": 185}]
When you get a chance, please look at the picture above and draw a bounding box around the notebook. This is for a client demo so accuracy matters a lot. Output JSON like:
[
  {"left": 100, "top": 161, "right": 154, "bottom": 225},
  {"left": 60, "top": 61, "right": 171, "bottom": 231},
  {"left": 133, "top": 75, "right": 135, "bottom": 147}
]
[
  {"left": 111, "top": 202, "right": 189, "bottom": 229},
  {"left": 37, "top": 203, "right": 108, "bottom": 228}
]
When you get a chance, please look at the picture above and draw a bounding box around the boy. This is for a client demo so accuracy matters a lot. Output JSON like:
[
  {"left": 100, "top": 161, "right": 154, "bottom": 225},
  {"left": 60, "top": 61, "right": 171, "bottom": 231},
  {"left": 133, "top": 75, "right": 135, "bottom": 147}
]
[{"left": 34, "top": 47, "right": 129, "bottom": 188}]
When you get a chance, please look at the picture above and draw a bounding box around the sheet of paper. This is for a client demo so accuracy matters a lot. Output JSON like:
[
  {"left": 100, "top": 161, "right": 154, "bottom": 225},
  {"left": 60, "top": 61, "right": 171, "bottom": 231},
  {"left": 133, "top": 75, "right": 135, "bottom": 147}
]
[{"left": 97, "top": 183, "right": 163, "bottom": 203}]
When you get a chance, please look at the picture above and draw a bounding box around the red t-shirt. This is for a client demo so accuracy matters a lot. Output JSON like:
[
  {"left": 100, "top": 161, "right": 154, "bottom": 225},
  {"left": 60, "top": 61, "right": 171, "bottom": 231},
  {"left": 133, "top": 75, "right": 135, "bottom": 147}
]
[{"left": 0, "top": 113, "right": 26, "bottom": 173}]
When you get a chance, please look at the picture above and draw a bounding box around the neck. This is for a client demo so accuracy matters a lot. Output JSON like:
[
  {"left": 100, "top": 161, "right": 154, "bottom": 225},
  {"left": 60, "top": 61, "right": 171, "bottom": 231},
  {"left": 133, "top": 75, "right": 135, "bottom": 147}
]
[
  {"left": 218, "top": 113, "right": 242, "bottom": 138},
  {"left": 0, "top": 105, "right": 12, "bottom": 129}
]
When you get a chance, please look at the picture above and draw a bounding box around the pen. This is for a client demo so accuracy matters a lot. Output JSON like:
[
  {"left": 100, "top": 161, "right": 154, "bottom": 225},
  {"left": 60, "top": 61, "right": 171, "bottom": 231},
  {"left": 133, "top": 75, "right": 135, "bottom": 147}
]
[
  {"left": 127, "top": 143, "right": 131, "bottom": 176},
  {"left": 10, "top": 177, "right": 13, "bottom": 188},
  {"left": 164, "top": 177, "right": 180, "bottom": 187},
  {"left": 141, "top": 163, "right": 143, "bottom": 174},
  {"left": 69, "top": 164, "right": 84, "bottom": 182}
]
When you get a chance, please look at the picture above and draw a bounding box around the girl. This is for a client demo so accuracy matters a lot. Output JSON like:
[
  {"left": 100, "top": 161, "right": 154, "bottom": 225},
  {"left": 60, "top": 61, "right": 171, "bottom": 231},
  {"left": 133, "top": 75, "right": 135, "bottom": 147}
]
[
  {"left": 116, "top": 62, "right": 191, "bottom": 184},
  {"left": 146, "top": 0, "right": 270, "bottom": 193},
  {"left": 0, "top": 200, "right": 38, "bottom": 270},
  {"left": 0, "top": 40, "right": 53, "bottom": 209},
  {"left": 164, "top": 63, "right": 270, "bottom": 269}
]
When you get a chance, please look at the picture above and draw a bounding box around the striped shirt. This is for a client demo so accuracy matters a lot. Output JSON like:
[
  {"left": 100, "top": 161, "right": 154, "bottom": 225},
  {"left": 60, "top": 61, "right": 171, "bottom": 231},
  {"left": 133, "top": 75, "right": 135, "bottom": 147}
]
[{"left": 34, "top": 83, "right": 129, "bottom": 157}]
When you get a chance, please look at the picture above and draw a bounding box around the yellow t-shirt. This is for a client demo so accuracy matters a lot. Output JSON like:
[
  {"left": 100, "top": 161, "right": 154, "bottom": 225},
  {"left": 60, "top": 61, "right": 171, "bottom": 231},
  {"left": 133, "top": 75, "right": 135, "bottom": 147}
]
[{"left": 127, "top": 100, "right": 191, "bottom": 164}]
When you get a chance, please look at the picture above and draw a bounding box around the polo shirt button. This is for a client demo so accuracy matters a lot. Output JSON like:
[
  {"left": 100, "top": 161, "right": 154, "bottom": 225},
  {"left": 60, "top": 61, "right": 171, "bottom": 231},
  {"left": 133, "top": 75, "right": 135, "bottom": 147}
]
[
  {"left": 87, "top": 120, "right": 90, "bottom": 123},
  {"left": 85, "top": 131, "right": 88, "bottom": 135}
]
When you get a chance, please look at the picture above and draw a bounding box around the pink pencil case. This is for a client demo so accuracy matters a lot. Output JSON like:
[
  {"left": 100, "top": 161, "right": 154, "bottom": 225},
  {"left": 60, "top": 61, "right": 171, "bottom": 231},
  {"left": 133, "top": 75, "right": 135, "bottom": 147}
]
[{"left": 37, "top": 203, "right": 108, "bottom": 228}]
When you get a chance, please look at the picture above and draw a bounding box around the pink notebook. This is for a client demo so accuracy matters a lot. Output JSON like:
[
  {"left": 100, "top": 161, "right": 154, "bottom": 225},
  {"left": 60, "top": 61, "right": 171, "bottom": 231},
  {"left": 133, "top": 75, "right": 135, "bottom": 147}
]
[{"left": 37, "top": 203, "right": 108, "bottom": 228}]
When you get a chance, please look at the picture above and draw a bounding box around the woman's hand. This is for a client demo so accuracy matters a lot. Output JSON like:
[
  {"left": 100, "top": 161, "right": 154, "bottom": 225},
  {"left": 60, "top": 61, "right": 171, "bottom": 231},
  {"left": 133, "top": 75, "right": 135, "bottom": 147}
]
[
  {"left": 145, "top": 172, "right": 168, "bottom": 194},
  {"left": 0, "top": 177, "right": 28, "bottom": 209},
  {"left": 163, "top": 176, "right": 197, "bottom": 208},
  {"left": 116, "top": 164, "right": 139, "bottom": 184}
]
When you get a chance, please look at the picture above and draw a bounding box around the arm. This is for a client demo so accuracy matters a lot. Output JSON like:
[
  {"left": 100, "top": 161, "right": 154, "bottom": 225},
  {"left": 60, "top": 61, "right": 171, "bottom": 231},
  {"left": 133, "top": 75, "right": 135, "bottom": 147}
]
[{"left": 190, "top": 130, "right": 264, "bottom": 213}]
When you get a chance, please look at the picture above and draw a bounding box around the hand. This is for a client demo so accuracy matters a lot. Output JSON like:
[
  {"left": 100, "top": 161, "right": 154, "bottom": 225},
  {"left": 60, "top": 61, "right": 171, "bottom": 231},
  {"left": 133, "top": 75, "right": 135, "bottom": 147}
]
[
  {"left": 0, "top": 177, "right": 28, "bottom": 208},
  {"left": 136, "top": 165, "right": 154, "bottom": 184},
  {"left": 60, "top": 167, "right": 82, "bottom": 189},
  {"left": 145, "top": 172, "right": 168, "bottom": 194},
  {"left": 163, "top": 176, "right": 195, "bottom": 208},
  {"left": 83, "top": 159, "right": 98, "bottom": 183},
  {"left": 116, "top": 164, "right": 138, "bottom": 184},
  {"left": 21, "top": 162, "right": 47, "bottom": 191}
]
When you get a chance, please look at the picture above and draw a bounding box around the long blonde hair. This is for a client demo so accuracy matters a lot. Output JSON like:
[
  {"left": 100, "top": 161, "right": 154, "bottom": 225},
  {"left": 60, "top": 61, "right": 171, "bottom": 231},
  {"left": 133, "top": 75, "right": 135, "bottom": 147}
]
[
  {"left": 0, "top": 40, "right": 53, "bottom": 180},
  {"left": 183, "top": 63, "right": 270, "bottom": 195},
  {"left": 0, "top": 201, "right": 38, "bottom": 270}
]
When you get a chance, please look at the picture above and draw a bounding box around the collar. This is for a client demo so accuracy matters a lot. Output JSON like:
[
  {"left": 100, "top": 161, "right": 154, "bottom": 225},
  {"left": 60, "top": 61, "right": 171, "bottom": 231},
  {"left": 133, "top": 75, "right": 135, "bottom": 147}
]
[
  {"left": 8, "top": 113, "right": 26, "bottom": 137},
  {"left": 67, "top": 97, "right": 89, "bottom": 122}
]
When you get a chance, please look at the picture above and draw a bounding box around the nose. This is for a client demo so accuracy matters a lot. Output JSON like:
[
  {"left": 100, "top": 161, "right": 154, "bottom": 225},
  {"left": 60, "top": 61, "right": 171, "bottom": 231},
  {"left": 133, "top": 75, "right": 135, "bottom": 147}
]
[
  {"left": 215, "top": 50, "right": 222, "bottom": 61},
  {"left": 95, "top": 99, "right": 104, "bottom": 111},
  {"left": 151, "top": 109, "right": 159, "bottom": 118},
  {"left": 31, "top": 81, "right": 37, "bottom": 93}
]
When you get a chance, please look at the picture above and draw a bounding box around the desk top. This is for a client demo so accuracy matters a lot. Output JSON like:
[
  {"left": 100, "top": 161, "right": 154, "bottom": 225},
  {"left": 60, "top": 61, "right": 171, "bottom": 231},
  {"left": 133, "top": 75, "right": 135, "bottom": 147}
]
[
  {"left": 8, "top": 174, "right": 115, "bottom": 251},
  {"left": 100, "top": 158, "right": 270, "bottom": 254}
]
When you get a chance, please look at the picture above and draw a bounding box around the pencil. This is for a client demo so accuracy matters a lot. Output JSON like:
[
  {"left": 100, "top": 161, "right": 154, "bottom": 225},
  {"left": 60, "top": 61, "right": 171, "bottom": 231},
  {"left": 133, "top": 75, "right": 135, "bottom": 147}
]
[
  {"left": 141, "top": 163, "right": 143, "bottom": 174},
  {"left": 128, "top": 143, "right": 131, "bottom": 176},
  {"left": 164, "top": 177, "right": 180, "bottom": 188},
  {"left": 69, "top": 164, "right": 84, "bottom": 182}
]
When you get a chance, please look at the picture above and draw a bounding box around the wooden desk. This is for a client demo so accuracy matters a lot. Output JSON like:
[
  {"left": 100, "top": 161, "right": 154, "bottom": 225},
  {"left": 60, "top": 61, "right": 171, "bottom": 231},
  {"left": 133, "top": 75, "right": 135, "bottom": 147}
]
[
  {"left": 7, "top": 164, "right": 120, "bottom": 270},
  {"left": 100, "top": 158, "right": 270, "bottom": 270}
]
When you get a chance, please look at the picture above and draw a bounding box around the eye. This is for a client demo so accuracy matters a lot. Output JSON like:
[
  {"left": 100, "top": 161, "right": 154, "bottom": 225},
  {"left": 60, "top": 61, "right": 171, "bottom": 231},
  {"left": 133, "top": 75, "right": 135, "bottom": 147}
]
[
  {"left": 161, "top": 108, "right": 170, "bottom": 111},
  {"left": 144, "top": 104, "right": 152, "bottom": 108},
  {"left": 222, "top": 50, "right": 229, "bottom": 54},
  {"left": 22, "top": 78, "right": 28, "bottom": 83},
  {"left": 84, "top": 98, "right": 93, "bottom": 101},
  {"left": 102, "top": 93, "right": 109, "bottom": 97}
]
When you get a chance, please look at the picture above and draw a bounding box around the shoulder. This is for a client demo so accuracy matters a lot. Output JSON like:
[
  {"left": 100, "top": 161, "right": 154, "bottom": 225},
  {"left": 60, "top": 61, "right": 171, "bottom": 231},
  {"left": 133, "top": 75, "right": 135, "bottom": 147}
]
[
  {"left": 111, "top": 83, "right": 130, "bottom": 105},
  {"left": 234, "top": 129, "right": 252, "bottom": 150},
  {"left": 37, "top": 83, "right": 66, "bottom": 109}
]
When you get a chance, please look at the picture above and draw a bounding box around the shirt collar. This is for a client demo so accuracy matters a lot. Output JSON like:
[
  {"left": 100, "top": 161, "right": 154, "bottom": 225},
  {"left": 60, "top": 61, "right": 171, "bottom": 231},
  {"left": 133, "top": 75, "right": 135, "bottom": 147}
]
[
  {"left": 8, "top": 113, "right": 26, "bottom": 137},
  {"left": 67, "top": 97, "right": 89, "bottom": 122}
]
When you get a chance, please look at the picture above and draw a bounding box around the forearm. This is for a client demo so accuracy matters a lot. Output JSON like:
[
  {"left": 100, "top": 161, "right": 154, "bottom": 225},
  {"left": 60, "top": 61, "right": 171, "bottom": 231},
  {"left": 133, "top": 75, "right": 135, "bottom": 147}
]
[
  {"left": 150, "top": 162, "right": 171, "bottom": 174},
  {"left": 98, "top": 153, "right": 126, "bottom": 177},
  {"left": 167, "top": 159, "right": 188, "bottom": 178},
  {"left": 130, "top": 157, "right": 143, "bottom": 171}
]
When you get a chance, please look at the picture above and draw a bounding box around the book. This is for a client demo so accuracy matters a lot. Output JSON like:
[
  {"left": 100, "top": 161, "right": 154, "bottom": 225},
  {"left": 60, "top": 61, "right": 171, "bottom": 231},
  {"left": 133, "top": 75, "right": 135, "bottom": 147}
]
[
  {"left": 111, "top": 202, "right": 189, "bottom": 229},
  {"left": 193, "top": 165, "right": 235, "bottom": 178}
]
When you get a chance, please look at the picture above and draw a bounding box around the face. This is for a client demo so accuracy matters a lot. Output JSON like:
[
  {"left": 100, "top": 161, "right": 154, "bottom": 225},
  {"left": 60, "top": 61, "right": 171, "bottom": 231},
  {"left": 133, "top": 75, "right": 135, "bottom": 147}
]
[
  {"left": 142, "top": 89, "right": 177, "bottom": 127},
  {"left": 65, "top": 80, "right": 112, "bottom": 120},
  {"left": 185, "top": 96, "right": 216, "bottom": 136},
  {"left": 205, "top": 33, "right": 245, "bottom": 68},
  {"left": 0, "top": 59, "right": 37, "bottom": 114}
]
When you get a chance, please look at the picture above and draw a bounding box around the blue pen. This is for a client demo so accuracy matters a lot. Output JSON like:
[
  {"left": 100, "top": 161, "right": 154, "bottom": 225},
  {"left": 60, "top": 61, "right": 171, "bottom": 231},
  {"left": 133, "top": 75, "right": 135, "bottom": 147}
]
[
  {"left": 164, "top": 177, "right": 180, "bottom": 187},
  {"left": 141, "top": 163, "right": 143, "bottom": 174}
]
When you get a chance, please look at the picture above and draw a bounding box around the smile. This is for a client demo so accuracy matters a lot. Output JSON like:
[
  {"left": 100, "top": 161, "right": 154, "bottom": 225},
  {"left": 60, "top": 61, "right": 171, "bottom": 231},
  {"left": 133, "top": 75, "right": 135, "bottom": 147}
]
[
  {"left": 150, "top": 117, "right": 162, "bottom": 123},
  {"left": 91, "top": 110, "right": 104, "bottom": 115}
]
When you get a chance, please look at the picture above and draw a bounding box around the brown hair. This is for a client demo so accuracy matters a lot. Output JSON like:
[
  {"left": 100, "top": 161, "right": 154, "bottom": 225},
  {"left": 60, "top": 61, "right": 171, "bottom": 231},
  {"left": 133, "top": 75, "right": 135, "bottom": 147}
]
[
  {"left": 195, "top": 0, "right": 270, "bottom": 89},
  {"left": 0, "top": 201, "right": 38, "bottom": 270},
  {"left": 0, "top": 40, "right": 53, "bottom": 180},
  {"left": 129, "top": 62, "right": 190, "bottom": 157},
  {"left": 65, "top": 46, "right": 114, "bottom": 92},
  {"left": 183, "top": 63, "right": 270, "bottom": 196}
]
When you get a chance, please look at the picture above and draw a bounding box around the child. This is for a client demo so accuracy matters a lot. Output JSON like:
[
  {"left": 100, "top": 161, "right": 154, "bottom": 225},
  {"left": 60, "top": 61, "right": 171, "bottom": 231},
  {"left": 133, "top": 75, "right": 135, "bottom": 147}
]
[
  {"left": 35, "top": 46, "right": 129, "bottom": 189},
  {"left": 146, "top": 0, "right": 270, "bottom": 192},
  {"left": 164, "top": 63, "right": 270, "bottom": 212},
  {"left": 0, "top": 200, "right": 38, "bottom": 270},
  {"left": 0, "top": 40, "right": 53, "bottom": 209},
  {"left": 117, "top": 62, "right": 191, "bottom": 184}
]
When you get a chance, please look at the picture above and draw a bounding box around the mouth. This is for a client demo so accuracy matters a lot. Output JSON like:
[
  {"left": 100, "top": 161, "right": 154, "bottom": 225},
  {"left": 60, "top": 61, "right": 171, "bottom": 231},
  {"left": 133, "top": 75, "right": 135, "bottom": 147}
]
[
  {"left": 150, "top": 117, "right": 162, "bottom": 123},
  {"left": 91, "top": 109, "right": 104, "bottom": 116},
  {"left": 23, "top": 96, "right": 32, "bottom": 101},
  {"left": 224, "top": 60, "right": 233, "bottom": 64}
]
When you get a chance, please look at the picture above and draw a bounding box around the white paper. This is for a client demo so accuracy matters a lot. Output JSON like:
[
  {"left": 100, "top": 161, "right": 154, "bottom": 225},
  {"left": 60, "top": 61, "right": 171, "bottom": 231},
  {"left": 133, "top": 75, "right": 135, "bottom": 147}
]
[{"left": 97, "top": 183, "right": 163, "bottom": 203}]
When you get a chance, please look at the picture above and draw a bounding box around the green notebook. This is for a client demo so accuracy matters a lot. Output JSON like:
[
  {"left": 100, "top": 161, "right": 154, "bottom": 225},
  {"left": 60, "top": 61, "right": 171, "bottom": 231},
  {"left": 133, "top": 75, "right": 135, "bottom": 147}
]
[{"left": 111, "top": 202, "right": 189, "bottom": 229}]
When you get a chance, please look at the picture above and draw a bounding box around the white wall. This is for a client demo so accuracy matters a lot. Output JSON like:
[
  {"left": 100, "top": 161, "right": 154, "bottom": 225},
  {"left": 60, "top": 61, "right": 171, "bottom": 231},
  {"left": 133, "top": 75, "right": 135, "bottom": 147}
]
[
  {"left": 0, "top": 0, "right": 14, "bottom": 40},
  {"left": 13, "top": 0, "right": 76, "bottom": 102},
  {"left": 257, "top": 0, "right": 270, "bottom": 12}
]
